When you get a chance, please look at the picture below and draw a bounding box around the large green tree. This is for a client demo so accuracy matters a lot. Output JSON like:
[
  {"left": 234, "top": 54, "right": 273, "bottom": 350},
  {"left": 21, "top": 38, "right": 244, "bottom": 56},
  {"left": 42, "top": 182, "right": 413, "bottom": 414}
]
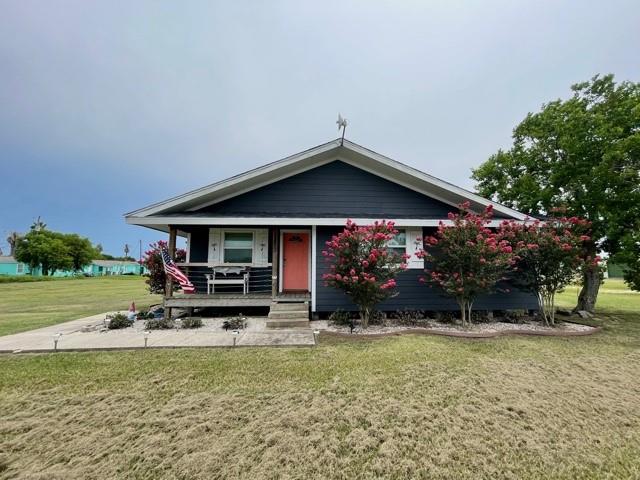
[
  {"left": 472, "top": 74, "right": 640, "bottom": 312},
  {"left": 15, "top": 230, "right": 99, "bottom": 275},
  {"left": 15, "top": 230, "right": 73, "bottom": 275}
]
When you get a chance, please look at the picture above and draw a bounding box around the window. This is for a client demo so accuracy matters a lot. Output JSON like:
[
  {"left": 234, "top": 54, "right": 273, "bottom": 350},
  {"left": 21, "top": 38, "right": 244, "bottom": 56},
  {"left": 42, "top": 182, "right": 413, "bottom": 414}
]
[
  {"left": 223, "top": 231, "right": 254, "bottom": 263},
  {"left": 16, "top": 263, "right": 25, "bottom": 274},
  {"left": 387, "top": 229, "right": 407, "bottom": 258}
]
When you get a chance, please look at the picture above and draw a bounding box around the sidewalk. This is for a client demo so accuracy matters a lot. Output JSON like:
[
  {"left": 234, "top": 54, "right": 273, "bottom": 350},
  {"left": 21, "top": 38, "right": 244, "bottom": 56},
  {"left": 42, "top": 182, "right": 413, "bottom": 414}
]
[{"left": 0, "top": 314, "right": 316, "bottom": 353}]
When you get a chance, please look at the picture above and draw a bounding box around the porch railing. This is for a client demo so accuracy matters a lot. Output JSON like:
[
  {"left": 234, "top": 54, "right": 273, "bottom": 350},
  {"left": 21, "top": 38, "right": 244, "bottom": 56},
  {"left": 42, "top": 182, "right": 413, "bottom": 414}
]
[{"left": 175, "top": 264, "right": 272, "bottom": 295}]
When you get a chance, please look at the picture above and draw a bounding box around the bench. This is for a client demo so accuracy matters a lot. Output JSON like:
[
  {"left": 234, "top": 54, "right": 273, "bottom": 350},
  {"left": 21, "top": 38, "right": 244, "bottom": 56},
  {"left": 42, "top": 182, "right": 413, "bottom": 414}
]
[{"left": 205, "top": 267, "right": 250, "bottom": 294}]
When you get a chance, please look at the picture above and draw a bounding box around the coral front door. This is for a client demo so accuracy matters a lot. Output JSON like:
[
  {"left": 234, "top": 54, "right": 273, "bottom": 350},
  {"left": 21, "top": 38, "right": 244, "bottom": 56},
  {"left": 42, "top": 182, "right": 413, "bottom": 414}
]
[{"left": 282, "top": 232, "right": 310, "bottom": 291}]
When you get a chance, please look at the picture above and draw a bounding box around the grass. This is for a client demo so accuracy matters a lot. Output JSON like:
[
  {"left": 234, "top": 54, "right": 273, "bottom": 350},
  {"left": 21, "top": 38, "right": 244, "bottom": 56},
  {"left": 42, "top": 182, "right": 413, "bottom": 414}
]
[
  {"left": 0, "top": 276, "right": 160, "bottom": 336},
  {"left": 557, "top": 278, "right": 640, "bottom": 313},
  {"left": 0, "top": 279, "right": 639, "bottom": 478}
]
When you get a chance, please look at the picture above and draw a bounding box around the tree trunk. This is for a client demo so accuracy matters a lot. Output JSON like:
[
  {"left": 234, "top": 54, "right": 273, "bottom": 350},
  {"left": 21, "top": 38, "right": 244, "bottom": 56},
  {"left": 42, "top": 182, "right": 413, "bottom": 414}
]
[
  {"left": 359, "top": 306, "right": 371, "bottom": 330},
  {"left": 575, "top": 266, "right": 601, "bottom": 313}
]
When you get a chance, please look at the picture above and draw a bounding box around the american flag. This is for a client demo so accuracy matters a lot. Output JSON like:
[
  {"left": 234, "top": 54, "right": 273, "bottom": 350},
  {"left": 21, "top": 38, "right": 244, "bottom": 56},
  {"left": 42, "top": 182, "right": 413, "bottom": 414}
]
[{"left": 160, "top": 246, "right": 195, "bottom": 294}]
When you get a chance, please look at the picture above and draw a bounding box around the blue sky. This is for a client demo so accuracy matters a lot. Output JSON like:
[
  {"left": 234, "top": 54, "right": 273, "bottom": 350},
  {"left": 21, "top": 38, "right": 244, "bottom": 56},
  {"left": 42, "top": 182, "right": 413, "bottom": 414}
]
[{"left": 1, "top": 0, "right": 639, "bottom": 257}]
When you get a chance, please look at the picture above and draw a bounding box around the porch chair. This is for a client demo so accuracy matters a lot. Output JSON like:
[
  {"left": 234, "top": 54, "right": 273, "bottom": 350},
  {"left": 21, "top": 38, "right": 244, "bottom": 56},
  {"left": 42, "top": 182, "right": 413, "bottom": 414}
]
[{"left": 205, "top": 267, "right": 250, "bottom": 294}]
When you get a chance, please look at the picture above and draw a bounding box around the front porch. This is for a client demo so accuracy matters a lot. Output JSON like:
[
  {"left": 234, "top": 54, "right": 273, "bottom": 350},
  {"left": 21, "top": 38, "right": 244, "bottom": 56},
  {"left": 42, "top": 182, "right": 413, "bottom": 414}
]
[{"left": 161, "top": 224, "right": 316, "bottom": 317}]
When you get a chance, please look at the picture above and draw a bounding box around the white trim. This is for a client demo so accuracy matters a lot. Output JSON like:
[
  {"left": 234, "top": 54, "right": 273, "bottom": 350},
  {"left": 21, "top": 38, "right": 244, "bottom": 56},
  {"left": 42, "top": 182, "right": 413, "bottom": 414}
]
[
  {"left": 311, "top": 225, "right": 317, "bottom": 312},
  {"left": 278, "top": 229, "right": 311, "bottom": 293},
  {"left": 186, "top": 233, "right": 191, "bottom": 263},
  {"left": 127, "top": 216, "right": 516, "bottom": 227},
  {"left": 124, "top": 138, "right": 528, "bottom": 221}
]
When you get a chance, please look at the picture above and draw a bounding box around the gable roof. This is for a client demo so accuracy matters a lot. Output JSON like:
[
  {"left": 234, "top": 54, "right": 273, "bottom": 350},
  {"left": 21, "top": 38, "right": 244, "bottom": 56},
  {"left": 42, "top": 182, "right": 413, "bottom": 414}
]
[{"left": 125, "top": 138, "right": 527, "bottom": 222}]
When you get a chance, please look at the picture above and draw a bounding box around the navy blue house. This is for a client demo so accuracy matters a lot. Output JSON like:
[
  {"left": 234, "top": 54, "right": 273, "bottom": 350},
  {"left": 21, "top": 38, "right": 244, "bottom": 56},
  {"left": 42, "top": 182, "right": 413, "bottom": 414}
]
[{"left": 125, "top": 139, "right": 537, "bottom": 316}]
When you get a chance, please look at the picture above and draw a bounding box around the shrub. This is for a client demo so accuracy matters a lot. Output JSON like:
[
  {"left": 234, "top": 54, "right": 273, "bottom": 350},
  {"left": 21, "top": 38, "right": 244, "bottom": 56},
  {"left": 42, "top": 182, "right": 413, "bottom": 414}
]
[
  {"left": 391, "top": 308, "right": 427, "bottom": 326},
  {"left": 181, "top": 317, "right": 203, "bottom": 329},
  {"left": 144, "top": 317, "right": 175, "bottom": 330},
  {"left": 141, "top": 241, "right": 187, "bottom": 294},
  {"left": 136, "top": 310, "right": 155, "bottom": 320},
  {"left": 322, "top": 220, "right": 408, "bottom": 328},
  {"left": 501, "top": 214, "right": 594, "bottom": 326},
  {"left": 419, "top": 203, "right": 516, "bottom": 327},
  {"left": 222, "top": 316, "right": 246, "bottom": 331},
  {"left": 106, "top": 313, "right": 133, "bottom": 330},
  {"left": 328, "top": 309, "right": 357, "bottom": 332}
]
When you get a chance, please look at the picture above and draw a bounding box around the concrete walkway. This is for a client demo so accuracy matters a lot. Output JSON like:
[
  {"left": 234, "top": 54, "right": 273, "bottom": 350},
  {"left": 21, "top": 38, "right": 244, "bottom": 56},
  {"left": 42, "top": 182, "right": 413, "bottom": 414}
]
[{"left": 0, "top": 314, "right": 316, "bottom": 353}]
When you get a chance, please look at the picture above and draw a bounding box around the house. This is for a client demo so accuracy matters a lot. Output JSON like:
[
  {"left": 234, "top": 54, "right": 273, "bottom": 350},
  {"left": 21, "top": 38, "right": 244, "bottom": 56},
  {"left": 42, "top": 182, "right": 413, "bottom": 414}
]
[
  {"left": 0, "top": 256, "right": 30, "bottom": 276},
  {"left": 0, "top": 256, "right": 146, "bottom": 277},
  {"left": 125, "top": 138, "right": 537, "bottom": 319},
  {"left": 83, "top": 260, "right": 147, "bottom": 276}
]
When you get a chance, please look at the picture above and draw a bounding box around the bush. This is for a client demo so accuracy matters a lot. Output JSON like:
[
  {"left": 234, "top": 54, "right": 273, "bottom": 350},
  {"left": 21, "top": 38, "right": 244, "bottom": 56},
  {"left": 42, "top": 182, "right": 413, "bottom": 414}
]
[
  {"left": 106, "top": 313, "right": 133, "bottom": 329},
  {"left": 144, "top": 317, "right": 175, "bottom": 330},
  {"left": 434, "top": 311, "right": 456, "bottom": 324},
  {"left": 181, "top": 317, "right": 203, "bottom": 329},
  {"left": 222, "top": 316, "right": 246, "bottom": 331},
  {"left": 136, "top": 310, "right": 155, "bottom": 320},
  {"left": 391, "top": 308, "right": 427, "bottom": 326},
  {"left": 328, "top": 309, "right": 359, "bottom": 332}
]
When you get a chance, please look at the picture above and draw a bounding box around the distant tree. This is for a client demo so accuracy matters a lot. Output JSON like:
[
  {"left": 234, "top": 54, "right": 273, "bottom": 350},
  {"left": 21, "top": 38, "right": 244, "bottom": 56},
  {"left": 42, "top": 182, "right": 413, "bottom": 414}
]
[
  {"left": 472, "top": 74, "right": 640, "bottom": 312},
  {"left": 142, "top": 241, "right": 187, "bottom": 294},
  {"left": 15, "top": 230, "right": 72, "bottom": 275},
  {"left": 62, "top": 233, "right": 99, "bottom": 271},
  {"left": 95, "top": 243, "right": 104, "bottom": 254},
  {"left": 124, "top": 243, "right": 130, "bottom": 258},
  {"left": 6, "top": 232, "right": 21, "bottom": 256}
]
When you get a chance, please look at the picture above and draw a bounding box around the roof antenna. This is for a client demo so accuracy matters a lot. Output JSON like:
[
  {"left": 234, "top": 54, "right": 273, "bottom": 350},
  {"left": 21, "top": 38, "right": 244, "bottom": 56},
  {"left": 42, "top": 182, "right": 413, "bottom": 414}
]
[{"left": 336, "top": 113, "right": 348, "bottom": 145}]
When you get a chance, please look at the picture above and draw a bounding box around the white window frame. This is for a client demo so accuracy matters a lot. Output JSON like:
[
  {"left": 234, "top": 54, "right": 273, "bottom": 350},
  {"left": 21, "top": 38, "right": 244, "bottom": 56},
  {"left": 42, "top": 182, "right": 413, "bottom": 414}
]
[
  {"left": 387, "top": 228, "right": 408, "bottom": 258},
  {"left": 386, "top": 227, "right": 423, "bottom": 269},
  {"left": 222, "top": 230, "right": 254, "bottom": 264},
  {"left": 16, "top": 263, "right": 25, "bottom": 274}
]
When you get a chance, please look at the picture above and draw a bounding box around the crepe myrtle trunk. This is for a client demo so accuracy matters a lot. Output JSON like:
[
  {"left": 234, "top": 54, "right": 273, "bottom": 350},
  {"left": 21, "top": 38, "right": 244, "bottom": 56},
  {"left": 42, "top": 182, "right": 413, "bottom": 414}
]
[{"left": 575, "top": 265, "right": 601, "bottom": 313}]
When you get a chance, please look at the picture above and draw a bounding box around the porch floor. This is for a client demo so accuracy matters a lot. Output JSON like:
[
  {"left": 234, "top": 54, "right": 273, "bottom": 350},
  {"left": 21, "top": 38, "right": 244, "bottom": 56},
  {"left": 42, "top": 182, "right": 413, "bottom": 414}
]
[{"left": 164, "top": 292, "right": 310, "bottom": 308}]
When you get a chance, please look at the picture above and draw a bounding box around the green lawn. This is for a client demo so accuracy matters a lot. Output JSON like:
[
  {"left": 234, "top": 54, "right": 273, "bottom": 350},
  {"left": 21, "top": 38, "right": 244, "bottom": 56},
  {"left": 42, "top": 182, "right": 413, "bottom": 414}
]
[
  {"left": 0, "top": 279, "right": 639, "bottom": 479},
  {"left": 0, "top": 276, "right": 160, "bottom": 336},
  {"left": 557, "top": 278, "right": 640, "bottom": 313}
]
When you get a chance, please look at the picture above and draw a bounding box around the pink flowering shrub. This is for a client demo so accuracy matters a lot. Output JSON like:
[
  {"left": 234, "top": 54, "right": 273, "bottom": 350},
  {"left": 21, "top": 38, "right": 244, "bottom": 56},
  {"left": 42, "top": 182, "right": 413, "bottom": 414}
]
[
  {"left": 418, "top": 202, "right": 515, "bottom": 326},
  {"left": 142, "top": 240, "right": 187, "bottom": 294},
  {"left": 322, "top": 220, "right": 408, "bottom": 328},
  {"left": 501, "top": 214, "right": 595, "bottom": 326}
]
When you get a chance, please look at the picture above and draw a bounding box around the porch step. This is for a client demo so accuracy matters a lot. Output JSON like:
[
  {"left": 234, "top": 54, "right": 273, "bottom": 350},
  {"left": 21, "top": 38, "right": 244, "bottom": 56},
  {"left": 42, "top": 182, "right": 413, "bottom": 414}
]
[
  {"left": 269, "top": 302, "right": 309, "bottom": 312},
  {"left": 265, "top": 319, "right": 310, "bottom": 329},
  {"left": 266, "top": 301, "right": 309, "bottom": 328}
]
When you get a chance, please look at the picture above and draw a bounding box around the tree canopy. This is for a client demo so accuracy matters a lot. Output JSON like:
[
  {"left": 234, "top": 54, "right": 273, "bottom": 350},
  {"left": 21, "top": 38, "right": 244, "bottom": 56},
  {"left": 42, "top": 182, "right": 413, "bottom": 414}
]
[
  {"left": 15, "top": 229, "right": 100, "bottom": 275},
  {"left": 472, "top": 74, "right": 640, "bottom": 308}
]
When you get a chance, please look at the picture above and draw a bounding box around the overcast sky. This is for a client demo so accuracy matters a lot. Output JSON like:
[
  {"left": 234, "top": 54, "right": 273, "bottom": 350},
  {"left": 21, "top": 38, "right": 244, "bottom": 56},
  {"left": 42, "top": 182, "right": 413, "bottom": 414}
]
[{"left": 1, "top": 0, "right": 638, "bottom": 256}]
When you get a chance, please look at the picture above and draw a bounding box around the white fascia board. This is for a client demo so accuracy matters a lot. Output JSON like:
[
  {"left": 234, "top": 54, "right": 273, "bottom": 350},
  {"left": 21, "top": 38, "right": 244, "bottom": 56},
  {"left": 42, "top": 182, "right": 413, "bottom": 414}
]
[
  {"left": 125, "top": 139, "right": 341, "bottom": 217},
  {"left": 126, "top": 216, "right": 516, "bottom": 227}
]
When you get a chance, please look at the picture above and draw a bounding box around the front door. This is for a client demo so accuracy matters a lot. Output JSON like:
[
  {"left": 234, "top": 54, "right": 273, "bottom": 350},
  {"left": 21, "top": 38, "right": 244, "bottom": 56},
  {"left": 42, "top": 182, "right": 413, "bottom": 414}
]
[{"left": 282, "top": 232, "right": 310, "bottom": 291}]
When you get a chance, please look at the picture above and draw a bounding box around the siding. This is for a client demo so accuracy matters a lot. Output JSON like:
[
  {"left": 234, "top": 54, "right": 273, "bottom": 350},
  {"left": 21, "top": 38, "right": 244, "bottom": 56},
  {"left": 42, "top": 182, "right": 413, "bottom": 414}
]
[
  {"left": 194, "top": 160, "right": 455, "bottom": 218},
  {"left": 315, "top": 227, "right": 538, "bottom": 312}
]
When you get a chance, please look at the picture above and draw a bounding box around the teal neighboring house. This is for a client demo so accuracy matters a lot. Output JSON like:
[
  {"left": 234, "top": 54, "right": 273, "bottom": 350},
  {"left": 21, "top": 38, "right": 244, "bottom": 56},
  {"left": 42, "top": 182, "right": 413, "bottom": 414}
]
[
  {"left": 0, "top": 256, "right": 147, "bottom": 277},
  {"left": 0, "top": 256, "right": 30, "bottom": 275},
  {"left": 83, "top": 260, "right": 147, "bottom": 276}
]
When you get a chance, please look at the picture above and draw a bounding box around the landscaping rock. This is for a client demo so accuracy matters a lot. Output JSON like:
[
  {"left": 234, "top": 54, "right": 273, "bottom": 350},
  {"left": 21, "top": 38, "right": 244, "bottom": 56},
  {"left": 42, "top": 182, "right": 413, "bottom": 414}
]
[{"left": 577, "top": 310, "right": 594, "bottom": 319}]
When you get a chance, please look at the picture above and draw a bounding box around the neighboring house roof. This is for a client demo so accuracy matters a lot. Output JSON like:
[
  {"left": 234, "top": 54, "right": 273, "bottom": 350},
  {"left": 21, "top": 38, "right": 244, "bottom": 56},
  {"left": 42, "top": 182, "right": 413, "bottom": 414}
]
[
  {"left": 0, "top": 256, "right": 18, "bottom": 264},
  {"left": 125, "top": 138, "right": 528, "bottom": 227}
]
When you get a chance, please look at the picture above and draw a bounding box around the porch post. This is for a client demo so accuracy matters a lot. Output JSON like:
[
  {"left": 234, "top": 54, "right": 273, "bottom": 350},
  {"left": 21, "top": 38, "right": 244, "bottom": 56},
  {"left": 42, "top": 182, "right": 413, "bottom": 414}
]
[
  {"left": 271, "top": 227, "right": 279, "bottom": 297},
  {"left": 164, "top": 226, "right": 177, "bottom": 319}
]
